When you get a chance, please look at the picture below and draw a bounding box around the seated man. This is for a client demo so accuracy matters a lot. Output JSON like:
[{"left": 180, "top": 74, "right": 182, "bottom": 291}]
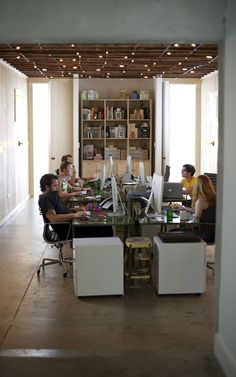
[
  {"left": 180, "top": 164, "right": 196, "bottom": 206},
  {"left": 180, "top": 164, "right": 197, "bottom": 197},
  {"left": 39, "top": 174, "right": 113, "bottom": 239}
]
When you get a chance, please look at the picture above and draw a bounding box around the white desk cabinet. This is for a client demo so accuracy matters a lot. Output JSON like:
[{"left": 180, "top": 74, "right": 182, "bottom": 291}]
[
  {"left": 73, "top": 237, "right": 123, "bottom": 297},
  {"left": 153, "top": 236, "right": 206, "bottom": 295}
]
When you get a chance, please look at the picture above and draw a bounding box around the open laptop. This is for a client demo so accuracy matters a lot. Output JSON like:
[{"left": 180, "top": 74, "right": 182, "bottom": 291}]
[{"left": 163, "top": 182, "right": 184, "bottom": 200}]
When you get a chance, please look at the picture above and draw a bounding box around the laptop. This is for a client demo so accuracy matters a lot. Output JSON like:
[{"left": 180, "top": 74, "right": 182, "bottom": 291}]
[
  {"left": 163, "top": 182, "right": 184, "bottom": 199},
  {"left": 127, "top": 185, "right": 149, "bottom": 200}
]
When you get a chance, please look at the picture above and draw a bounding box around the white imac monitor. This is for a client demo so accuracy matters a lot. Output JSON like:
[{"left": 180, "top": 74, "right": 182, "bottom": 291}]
[
  {"left": 145, "top": 172, "right": 164, "bottom": 217},
  {"left": 111, "top": 174, "right": 118, "bottom": 213},
  {"left": 109, "top": 155, "right": 114, "bottom": 176},
  {"left": 138, "top": 161, "right": 146, "bottom": 186},
  {"left": 127, "top": 155, "right": 132, "bottom": 176},
  {"left": 100, "top": 162, "right": 106, "bottom": 190},
  {"left": 109, "top": 174, "right": 125, "bottom": 215}
]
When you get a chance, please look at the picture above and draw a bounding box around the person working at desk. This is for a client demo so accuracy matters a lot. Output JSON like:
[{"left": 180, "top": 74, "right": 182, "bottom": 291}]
[
  {"left": 39, "top": 174, "right": 113, "bottom": 239},
  {"left": 39, "top": 173, "right": 85, "bottom": 239},
  {"left": 61, "top": 154, "right": 77, "bottom": 186},
  {"left": 181, "top": 164, "right": 197, "bottom": 196},
  {"left": 57, "top": 161, "right": 84, "bottom": 201},
  {"left": 55, "top": 154, "right": 78, "bottom": 186},
  {"left": 179, "top": 174, "right": 216, "bottom": 243},
  {"left": 180, "top": 164, "right": 197, "bottom": 207}
]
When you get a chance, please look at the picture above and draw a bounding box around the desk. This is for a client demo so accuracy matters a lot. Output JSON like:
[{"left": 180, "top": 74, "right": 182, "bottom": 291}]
[
  {"left": 139, "top": 212, "right": 196, "bottom": 245},
  {"left": 73, "top": 212, "right": 133, "bottom": 243},
  {"left": 162, "top": 196, "right": 191, "bottom": 203}
]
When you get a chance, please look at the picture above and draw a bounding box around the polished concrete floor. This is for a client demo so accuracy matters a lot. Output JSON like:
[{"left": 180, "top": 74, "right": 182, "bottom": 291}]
[{"left": 0, "top": 199, "right": 225, "bottom": 377}]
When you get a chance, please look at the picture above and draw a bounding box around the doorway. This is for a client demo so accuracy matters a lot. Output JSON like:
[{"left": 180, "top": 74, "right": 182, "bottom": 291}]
[{"left": 168, "top": 83, "right": 197, "bottom": 182}]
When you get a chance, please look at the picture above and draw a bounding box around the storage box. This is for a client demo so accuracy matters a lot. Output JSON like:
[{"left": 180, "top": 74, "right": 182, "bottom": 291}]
[
  {"left": 105, "top": 147, "right": 121, "bottom": 160},
  {"left": 73, "top": 237, "right": 124, "bottom": 297}
]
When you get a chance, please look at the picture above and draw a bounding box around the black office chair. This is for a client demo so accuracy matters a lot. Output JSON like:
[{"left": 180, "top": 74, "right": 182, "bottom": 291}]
[
  {"left": 163, "top": 165, "right": 171, "bottom": 182},
  {"left": 204, "top": 172, "right": 217, "bottom": 190},
  {"left": 37, "top": 222, "right": 72, "bottom": 278}
]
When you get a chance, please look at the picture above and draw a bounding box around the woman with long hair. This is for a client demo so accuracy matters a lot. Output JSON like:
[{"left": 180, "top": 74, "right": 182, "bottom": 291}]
[{"left": 181, "top": 174, "right": 216, "bottom": 243}]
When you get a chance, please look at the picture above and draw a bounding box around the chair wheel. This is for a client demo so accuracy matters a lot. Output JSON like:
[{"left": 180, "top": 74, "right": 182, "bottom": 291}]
[
  {"left": 63, "top": 272, "right": 67, "bottom": 278},
  {"left": 37, "top": 269, "right": 40, "bottom": 275}
]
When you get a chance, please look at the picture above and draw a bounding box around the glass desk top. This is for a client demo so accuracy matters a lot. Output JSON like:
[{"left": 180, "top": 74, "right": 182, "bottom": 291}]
[
  {"left": 139, "top": 213, "right": 196, "bottom": 225},
  {"left": 73, "top": 212, "right": 133, "bottom": 227}
]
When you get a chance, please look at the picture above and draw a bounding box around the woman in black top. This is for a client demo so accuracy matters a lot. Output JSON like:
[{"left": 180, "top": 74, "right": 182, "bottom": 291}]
[{"left": 181, "top": 175, "right": 216, "bottom": 243}]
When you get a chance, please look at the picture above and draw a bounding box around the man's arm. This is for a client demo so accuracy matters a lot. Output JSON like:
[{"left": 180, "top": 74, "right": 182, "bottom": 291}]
[
  {"left": 45, "top": 209, "right": 84, "bottom": 223},
  {"left": 57, "top": 176, "right": 81, "bottom": 199}
]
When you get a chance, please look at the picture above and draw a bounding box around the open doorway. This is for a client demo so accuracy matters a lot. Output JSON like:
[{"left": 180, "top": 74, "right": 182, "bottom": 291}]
[
  {"left": 32, "top": 83, "right": 50, "bottom": 197},
  {"left": 168, "top": 83, "right": 197, "bottom": 181}
]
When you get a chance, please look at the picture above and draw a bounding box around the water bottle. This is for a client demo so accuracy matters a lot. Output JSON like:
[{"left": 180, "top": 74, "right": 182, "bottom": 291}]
[
  {"left": 167, "top": 208, "right": 173, "bottom": 221},
  {"left": 61, "top": 180, "right": 68, "bottom": 192}
]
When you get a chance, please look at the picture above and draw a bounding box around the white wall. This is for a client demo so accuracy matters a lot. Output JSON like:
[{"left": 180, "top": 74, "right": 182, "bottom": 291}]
[
  {"left": 201, "top": 71, "right": 218, "bottom": 173},
  {"left": 0, "top": 0, "right": 225, "bottom": 42},
  {"left": 0, "top": 60, "right": 28, "bottom": 224},
  {"left": 214, "top": 1, "right": 236, "bottom": 376},
  {"left": 79, "top": 78, "right": 156, "bottom": 100},
  {"left": 50, "top": 79, "right": 73, "bottom": 173}
]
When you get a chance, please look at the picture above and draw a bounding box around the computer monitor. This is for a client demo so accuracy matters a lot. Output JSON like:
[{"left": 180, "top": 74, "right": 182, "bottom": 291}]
[
  {"left": 138, "top": 161, "right": 146, "bottom": 186},
  {"left": 109, "top": 155, "right": 114, "bottom": 176},
  {"left": 127, "top": 155, "right": 132, "bottom": 176},
  {"left": 100, "top": 162, "right": 106, "bottom": 190},
  {"left": 111, "top": 174, "right": 119, "bottom": 213},
  {"left": 145, "top": 172, "right": 164, "bottom": 217}
]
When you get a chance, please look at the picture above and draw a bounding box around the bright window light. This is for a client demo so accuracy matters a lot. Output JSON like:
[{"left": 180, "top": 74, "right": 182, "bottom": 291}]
[{"left": 169, "top": 84, "right": 196, "bottom": 182}]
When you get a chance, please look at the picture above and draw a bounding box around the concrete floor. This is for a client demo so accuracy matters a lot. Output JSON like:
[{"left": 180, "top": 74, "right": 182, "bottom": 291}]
[{"left": 0, "top": 199, "right": 225, "bottom": 377}]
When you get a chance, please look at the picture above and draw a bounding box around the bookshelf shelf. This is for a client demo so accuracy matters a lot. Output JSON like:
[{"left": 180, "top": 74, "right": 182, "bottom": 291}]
[{"left": 80, "top": 98, "right": 152, "bottom": 176}]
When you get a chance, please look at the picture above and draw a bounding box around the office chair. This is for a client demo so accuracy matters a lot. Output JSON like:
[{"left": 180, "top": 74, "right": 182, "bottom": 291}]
[
  {"left": 163, "top": 165, "right": 171, "bottom": 182},
  {"left": 204, "top": 172, "right": 217, "bottom": 190},
  {"left": 37, "top": 222, "right": 72, "bottom": 278}
]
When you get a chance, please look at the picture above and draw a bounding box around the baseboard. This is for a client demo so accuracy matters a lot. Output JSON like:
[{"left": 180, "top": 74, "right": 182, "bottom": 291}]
[
  {"left": 215, "top": 333, "right": 236, "bottom": 377},
  {"left": 0, "top": 195, "right": 30, "bottom": 227}
]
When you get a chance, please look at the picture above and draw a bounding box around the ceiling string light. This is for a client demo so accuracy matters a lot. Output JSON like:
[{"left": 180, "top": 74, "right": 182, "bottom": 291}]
[{"left": 1, "top": 43, "right": 217, "bottom": 78}]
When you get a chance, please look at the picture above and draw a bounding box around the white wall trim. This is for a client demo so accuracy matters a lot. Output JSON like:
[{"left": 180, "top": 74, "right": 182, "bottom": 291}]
[
  {"left": 215, "top": 333, "right": 236, "bottom": 377},
  {"left": 201, "top": 70, "right": 218, "bottom": 80},
  {"left": 73, "top": 74, "right": 79, "bottom": 174},
  {"left": 0, "top": 58, "right": 27, "bottom": 78},
  {"left": 0, "top": 196, "right": 30, "bottom": 228},
  {"left": 154, "top": 78, "right": 163, "bottom": 174}
]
